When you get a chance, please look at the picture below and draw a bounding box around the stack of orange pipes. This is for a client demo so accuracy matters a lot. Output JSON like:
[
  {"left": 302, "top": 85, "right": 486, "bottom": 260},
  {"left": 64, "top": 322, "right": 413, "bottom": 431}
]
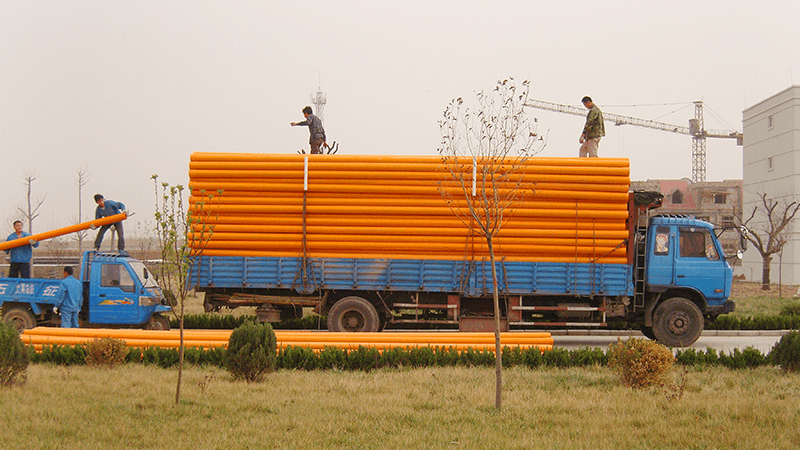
[
  {"left": 20, "top": 328, "right": 553, "bottom": 352},
  {"left": 188, "top": 153, "right": 630, "bottom": 264}
]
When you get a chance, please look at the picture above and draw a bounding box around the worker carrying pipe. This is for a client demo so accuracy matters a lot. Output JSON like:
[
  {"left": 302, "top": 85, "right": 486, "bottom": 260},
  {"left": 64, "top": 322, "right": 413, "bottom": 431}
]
[
  {"left": 0, "top": 213, "right": 128, "bottom": 253},
  {"left": 93, "top": 194, "right": 127, "bottom": 251}
]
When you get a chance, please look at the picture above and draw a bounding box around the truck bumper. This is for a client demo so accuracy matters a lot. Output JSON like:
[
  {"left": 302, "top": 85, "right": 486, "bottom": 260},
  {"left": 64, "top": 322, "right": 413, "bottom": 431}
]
[{"left": 708, "top": 300, "right": 735, "bottom": 315}]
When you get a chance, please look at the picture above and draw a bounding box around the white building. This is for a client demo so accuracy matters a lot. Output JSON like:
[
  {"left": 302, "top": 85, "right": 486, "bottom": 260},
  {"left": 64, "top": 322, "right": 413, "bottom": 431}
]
[{"left": 741, "top": 85, "right": 800, "bottom": 285}]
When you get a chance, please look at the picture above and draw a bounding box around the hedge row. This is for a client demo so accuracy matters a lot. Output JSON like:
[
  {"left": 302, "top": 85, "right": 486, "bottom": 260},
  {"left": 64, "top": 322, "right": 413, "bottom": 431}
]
[
  {"left": 172, "top": 313, "right": 800, "bottom": 331},
  {"left": 27, "top": 343, "right": 782, "bottom": 371},
  {"left": 171, "top": 315, "right": 324, "bottom": 330}
]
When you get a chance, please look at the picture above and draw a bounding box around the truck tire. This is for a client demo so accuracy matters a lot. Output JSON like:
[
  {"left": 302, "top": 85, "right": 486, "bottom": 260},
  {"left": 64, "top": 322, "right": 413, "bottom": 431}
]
[
  {"left": 652, "top": 297, "right": 703, "bottom": 347},
  {"left": 639, "top": 325, "right": 656, "bottom": 340},
  {"left": 327, "top": 296, "right": 380, "bottom": 332},
  {"left": 143, "top": 314, "right": 171, "bottom": 331},
  {"left": 3, "top": 307, "right": 36, "bottom": 333}
]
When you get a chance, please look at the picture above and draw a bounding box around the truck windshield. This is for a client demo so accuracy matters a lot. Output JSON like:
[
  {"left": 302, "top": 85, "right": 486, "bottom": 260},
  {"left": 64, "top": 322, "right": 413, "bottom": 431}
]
[
  {"left": 679, "top": 227, "right": 720, "bottom": 261},
  {"left": 128, "top": 261, "right": 160, "bottom": 289}
]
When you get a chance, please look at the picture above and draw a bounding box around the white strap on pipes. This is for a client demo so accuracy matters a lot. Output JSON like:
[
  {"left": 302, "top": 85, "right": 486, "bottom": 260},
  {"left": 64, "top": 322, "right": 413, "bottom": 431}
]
[
  {"left": 304, "top": 156, "right": 309, "bottom": 191},
  {"left": 472, "top": 156, "right": 477, "bottom": 197}
]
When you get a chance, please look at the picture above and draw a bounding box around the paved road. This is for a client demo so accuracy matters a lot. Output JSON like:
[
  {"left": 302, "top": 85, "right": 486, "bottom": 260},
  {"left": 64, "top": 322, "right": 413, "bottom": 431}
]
[{"left": 551, "top": 330, "right": 788, "bottom": 354}]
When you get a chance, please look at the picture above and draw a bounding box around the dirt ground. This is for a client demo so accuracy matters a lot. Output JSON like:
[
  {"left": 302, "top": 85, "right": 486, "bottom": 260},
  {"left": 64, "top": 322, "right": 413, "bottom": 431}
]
[{"left": 731, "top": 280, "right": 799, "bottom": 299}]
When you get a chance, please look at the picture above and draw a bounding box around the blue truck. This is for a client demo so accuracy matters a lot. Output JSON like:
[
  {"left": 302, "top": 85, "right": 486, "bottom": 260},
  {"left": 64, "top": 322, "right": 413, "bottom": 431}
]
[
  {"left": 192, "top": 191, "right": 740, "bottom": 347},
  {"left": 1, "top": 251, "right": 171, "bottom": 332}
]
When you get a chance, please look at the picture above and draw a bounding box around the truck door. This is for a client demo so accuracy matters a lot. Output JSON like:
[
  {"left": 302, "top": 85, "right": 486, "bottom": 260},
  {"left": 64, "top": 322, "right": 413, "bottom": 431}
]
[
  {"left": 89, "top": 262, "right": 139, "bottom": 324},
  {"left": 675, "top": 226, "right": 726, "bottom": 301},
  {"left": 646, "top": 225, "right": 674, "bottom": 286}
]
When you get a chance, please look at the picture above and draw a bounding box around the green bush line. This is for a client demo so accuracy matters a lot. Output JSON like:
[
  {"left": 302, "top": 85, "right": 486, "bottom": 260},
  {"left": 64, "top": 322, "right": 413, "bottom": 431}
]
[
  {"left": 25, "top": 343, "right": 785, "bottom": 371},
  {"left": 173, "top": 313, "right": 800, "bottom": 331},
  {"left": 171, "top": 315, "right": 325, "bottom": 330}
]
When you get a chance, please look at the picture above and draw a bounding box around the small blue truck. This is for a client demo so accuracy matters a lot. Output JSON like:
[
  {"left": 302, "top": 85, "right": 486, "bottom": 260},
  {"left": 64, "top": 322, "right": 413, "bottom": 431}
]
[{"left": 1, "top": 251, "right": 171, "bottom": 332}]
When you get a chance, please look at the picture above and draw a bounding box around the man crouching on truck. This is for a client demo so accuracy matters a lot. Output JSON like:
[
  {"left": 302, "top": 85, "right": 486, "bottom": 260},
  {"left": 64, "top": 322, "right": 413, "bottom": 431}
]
[
  {"left": 93, "top": 194, "right": 126, "bottom": 251},
  {"left": 56, "top": 266, "right": 82, "bottom": 328}
]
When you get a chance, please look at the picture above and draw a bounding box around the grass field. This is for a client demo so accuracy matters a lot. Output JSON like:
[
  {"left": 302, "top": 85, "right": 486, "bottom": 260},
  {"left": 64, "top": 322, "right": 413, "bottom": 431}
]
[
  {"left": 2, "top": 364, "right": 799, "bottom": 449},
  {"left": 3, "top": 281, "right": 798, "bottom": 449},
  {"left": 729, "top": 281, "right": 799, "bottom": 317}
]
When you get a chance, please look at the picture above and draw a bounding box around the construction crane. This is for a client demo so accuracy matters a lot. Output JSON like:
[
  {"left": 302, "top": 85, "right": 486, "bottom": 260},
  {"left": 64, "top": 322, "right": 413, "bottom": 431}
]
[{"left": 523, "top": 99, "right": 743, "bottom": 182}]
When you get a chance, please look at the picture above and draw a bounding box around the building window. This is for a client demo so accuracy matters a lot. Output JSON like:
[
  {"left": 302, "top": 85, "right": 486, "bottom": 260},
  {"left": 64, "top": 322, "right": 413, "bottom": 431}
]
[
  {"left": 722, "top": 216, "right": 735, "bottom": 227},
  {"left": 714, "top": 194, "right": 727, "bottom": 204},
  {"left": 768, "top": 114, "right": 774, "bottom": 129},
  {"left": 767, "top": 156, "right": 774, "bottom": 172},
  {"left": 671, "top": 190, "right": 684, "bottom": 204}
]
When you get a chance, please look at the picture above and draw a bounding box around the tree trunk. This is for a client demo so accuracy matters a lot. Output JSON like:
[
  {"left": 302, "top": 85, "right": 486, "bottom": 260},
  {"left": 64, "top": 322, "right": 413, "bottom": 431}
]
[
  {"left": 176, "top": 300, "right": 184, "bottom": 405},
  {"left": 487, "top": 237, "right": 502, "bottom": 410},
  {"left": 761, "top": 255, "right": 772, "bottom": 290}
]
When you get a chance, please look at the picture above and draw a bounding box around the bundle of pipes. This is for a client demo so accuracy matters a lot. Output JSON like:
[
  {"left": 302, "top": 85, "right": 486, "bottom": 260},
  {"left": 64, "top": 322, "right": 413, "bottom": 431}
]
[
  {"left": 188, "top": 153, "right": 630, "bottom": 263},
  {"left": 20, "top": 328, "right": 553, "bottom": 352}
]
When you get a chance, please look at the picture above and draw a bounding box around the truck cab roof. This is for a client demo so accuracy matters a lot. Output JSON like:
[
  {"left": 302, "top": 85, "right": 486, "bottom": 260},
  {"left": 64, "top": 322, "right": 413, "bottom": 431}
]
[{"left": 650, "top": 215, "right": 714, "bottom": 230}]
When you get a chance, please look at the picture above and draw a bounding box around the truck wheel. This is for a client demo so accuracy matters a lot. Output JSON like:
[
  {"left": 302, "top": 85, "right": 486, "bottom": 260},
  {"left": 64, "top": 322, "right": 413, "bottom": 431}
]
[
  {"left": 639, "top": 325, "right": 656, "bottom": 340},
  {"left": 652, "top": 297, "right": 703, "bottom": 347},
  {"left": 3, "top": 307, "right": 36, "bottom": 333},
  {"left": 327, "top": 296, "right": 380, "bottom": 332},
  {"left": 143, "top": 314, "right": 171, "bottom": 331}
]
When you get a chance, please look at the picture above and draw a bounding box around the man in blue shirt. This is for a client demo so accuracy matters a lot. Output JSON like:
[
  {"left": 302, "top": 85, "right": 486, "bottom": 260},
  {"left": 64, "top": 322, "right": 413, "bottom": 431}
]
[
  {"left": 4, "top": 220, "right": 39, "bottom": 278},
  {"left": 56, "top": 266, "right": 83, "bottom": 328},
  {"left": 93, "top": 194, "right": 126, "bottom": 251}
]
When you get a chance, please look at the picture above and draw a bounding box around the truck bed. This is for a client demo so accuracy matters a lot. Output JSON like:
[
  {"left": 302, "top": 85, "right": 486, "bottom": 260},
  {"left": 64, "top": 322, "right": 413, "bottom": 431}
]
[{"left": 192, "top": 256, "right": 633, "bottom": 297}]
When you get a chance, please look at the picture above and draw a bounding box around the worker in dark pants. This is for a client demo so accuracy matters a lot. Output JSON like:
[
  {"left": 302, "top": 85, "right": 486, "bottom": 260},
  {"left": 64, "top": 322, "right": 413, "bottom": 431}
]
[
  {"left": 93, "top": 194, "right": 126, "bottom": 251},
  {"left": 4, "top": 220, "right": 39, "bottom": 278},
  {"left": 291, "top": 106, "right": 327, "bottom": 154}
]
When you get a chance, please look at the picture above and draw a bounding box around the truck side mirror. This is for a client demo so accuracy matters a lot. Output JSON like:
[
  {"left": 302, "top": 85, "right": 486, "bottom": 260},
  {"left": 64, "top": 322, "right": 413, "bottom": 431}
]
[
  {"left": 143, "top": 268, "right": 149, "bottom": 280},
  {"left": 739, "top": 226, "right": 749, "bottom": 251}
]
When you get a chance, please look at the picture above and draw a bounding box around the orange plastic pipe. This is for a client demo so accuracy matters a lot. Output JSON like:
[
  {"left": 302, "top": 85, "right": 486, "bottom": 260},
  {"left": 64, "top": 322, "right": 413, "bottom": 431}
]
[{"left": 0, "top": 213, "right": 127, "bottom": 252}]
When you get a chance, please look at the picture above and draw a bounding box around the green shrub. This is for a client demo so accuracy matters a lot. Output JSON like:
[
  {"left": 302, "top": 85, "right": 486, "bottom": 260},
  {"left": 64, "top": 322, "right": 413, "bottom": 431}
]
[
  {"left": 0, "top": 322, "right": 29, "bottom": 386},
  {"left": 344, "top": 346, "right": 380, "bottom": 371},
  {"left": 34, "top": 345, "right": 87, "bottom": 366},
  {"left": 224, "top": 321, "right": 277, "bottom": 382},
  {"left": 570, "top": 348, "right": 607, "bottom": 366},
  {"left": 718, "top": 347, "right": 767, "bottom": 369},
  {"left": 779, "top": 304, "right": 800, "bottom": 317},
  {"left": 608, "top": 338, "right": 675, "bottom": 388},
  {"left": 771, "top": 331, "right": 800, "bottom": 372},
  {"left": 316, "top": 346, "right": 346, "bottom": 370},
  {"left": 542, "top": 348, "right": 571, "bottom": 368},
  {"left": 279, "top": 346, "right": 318, "bottom": 370},
  {"left": 85, "top": 338, "right": 129, "bottom": 368},
  {"left": 522, "top": 347, "right": 543, "bottom": 368}
]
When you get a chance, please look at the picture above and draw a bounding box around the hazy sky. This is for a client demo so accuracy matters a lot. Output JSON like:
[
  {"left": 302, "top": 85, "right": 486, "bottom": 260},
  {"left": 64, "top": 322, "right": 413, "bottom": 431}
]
[{"left": 1, "top": 1, "right": 798, "bottom": 236}]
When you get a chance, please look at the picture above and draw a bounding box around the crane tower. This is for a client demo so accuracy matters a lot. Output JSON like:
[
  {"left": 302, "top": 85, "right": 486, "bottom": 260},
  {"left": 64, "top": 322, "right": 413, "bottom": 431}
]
[{"left": 523, "top": 99, "right": 743, "bottom": 182}]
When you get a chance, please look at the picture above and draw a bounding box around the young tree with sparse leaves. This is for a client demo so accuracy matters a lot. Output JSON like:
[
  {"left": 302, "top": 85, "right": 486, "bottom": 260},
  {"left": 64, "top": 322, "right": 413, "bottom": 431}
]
[
  {"left": 152, "top": 174, "right": 221, "bottom": 405},
  {"left": 438, "top": 78, "right": 545, "bottom": 410}
]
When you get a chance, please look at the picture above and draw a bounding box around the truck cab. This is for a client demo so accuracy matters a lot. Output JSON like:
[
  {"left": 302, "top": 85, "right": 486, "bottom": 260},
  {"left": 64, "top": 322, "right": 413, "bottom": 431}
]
[
  {"left": 641, "top": 216, "right": 735, "bottom": 345},
  {"left": 0, "top": 251, "right": 171, "bottom": 332},
  {"left": 81, "top": 251, "right": 171, "bottom": 329}
]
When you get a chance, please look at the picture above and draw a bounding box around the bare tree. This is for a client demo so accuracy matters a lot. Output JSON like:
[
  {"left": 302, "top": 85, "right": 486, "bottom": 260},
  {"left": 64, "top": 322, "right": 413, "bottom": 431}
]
[
  {"left": 17, "top": 171, "right": 46, "bottom": 234},
  {"left": 74, "top": 166, "right": 91, "bottom": 252},
  {"left": 741, "top": 192, "right": 800, "bottom": 290},
  {"left": 438, "top": 78, "right": 545, "bottom": 409},
  {"left": 44, "top": 235, "right": 70, "bottom": 277}
]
